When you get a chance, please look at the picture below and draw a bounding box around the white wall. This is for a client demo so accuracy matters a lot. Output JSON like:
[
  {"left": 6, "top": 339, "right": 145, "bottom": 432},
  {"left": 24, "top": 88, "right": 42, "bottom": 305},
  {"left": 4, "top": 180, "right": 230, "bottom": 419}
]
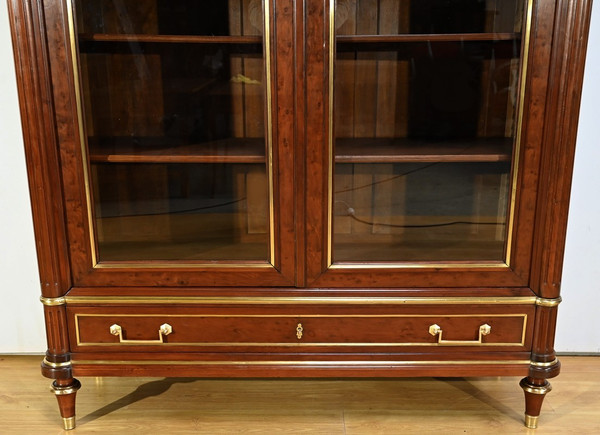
[
  {"left": 0, "top": 2, "right": 598, "bottom": 354},
  {"left": 0, "top": 0, "right": 46, "bottom": 353},
  {"left": 554, "top": 3, "right": 600, "bottom": 354}
]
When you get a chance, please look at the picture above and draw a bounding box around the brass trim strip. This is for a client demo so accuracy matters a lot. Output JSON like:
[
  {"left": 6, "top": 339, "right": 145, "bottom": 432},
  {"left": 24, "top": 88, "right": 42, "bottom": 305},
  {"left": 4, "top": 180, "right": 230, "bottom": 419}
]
[
  {"left": 71, "top": 359, "right": 532, "bottom": 366},
  {"left": 43, "top": 358, "right": 72, "bottom": 369},
  {"left": 520, "top": 378, "right": 552, "bottom": 395},
  {"left": 40, "top": 296, "right": 66, "bottom": 306},
  {"left": 329, "top": 263, "right": 510, "bottom": 270},
  {"left": 74, "top": 313, "right": 528, "bottom": 347},
  {"left": 50, "top": 379, "right": 81, "bottom": 396},
  {"left": 530, "top": 358, "right": 559, "bottom": 368},
  {"left": 65, "top": 296, "right": 537, "bottom": 305},
  {"left": 535, "top": 297, "right": 562, "bottom": 307},
  {"left": 264, "top": 0, "right": 276, "bottom": 264},
  {"left": 67, "top": 0, "right": 276, "bottom": 270},
  {"left": 93, "top": 262, "right": 273, "bottom": 270},
  {"left": 327, "top": 0, "right": 335, "bottom": 267}
]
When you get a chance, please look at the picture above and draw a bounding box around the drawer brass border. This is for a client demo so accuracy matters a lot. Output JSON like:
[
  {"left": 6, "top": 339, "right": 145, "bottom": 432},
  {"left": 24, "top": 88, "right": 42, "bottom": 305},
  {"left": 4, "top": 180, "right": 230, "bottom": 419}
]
[
  {"left": 74, "top": 313, "right": 528, "bottom": 347},
  {"left": 71, "top": 359, "right": 532, "bottom": 366}
]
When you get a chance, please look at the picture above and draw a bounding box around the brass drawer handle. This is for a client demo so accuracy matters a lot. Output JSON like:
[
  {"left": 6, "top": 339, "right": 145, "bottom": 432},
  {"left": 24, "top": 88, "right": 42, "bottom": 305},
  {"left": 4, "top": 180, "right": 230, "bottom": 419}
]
[
  {"left": 429, "top": 323, "right": 491, "bottom": 345},
  {"left": 109, "top": 323, "right": 173, "bottom": 344}
]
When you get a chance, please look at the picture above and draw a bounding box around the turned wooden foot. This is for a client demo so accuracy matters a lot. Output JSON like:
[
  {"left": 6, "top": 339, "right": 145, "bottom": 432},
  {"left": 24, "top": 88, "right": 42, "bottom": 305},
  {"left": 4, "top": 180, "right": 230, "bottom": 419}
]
[
  {"left": 50, "top": 378, "right": 81, "bottom": 430},
  {"left": 520, "top": 377, "right": 552, "bottom": 429}
]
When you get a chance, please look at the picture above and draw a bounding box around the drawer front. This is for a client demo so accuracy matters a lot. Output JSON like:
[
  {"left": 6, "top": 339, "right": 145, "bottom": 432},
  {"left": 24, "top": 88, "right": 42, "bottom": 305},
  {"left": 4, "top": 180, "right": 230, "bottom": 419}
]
[{"left": 69, "top": 305, "right": 533, "bottom": 351}]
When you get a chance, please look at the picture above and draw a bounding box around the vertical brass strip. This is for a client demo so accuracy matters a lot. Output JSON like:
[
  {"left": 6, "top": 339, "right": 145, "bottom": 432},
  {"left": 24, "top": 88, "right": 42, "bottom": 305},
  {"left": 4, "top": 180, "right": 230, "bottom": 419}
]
[
  {"left": 327, "top": 0, "right": 336, "bottom": 267},
  {"left": 66, "top": 0, "right": 98, "bottom": 266},
  {"left": 505, "top": 0, "right": 534, "bottom": 265},
  {"left": 264, "top": 0, "right": 276, "bottom": 265}
]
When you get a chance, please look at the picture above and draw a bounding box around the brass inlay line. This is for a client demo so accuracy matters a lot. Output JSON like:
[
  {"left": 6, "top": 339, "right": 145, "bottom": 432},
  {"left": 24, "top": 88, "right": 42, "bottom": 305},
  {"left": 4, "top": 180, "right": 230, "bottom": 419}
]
[
  {"left": 65, "top": 296, "right": 537, "bottom": 305},
  {"left": 329, "top": 263, "right": 510, "bottom": 270},
  {"left": 72, "top": 359, "right": 532, "bottom": 366},
  {"left": 264, "top": 0, "right": 276, "bottom": 265},
  {"left": 535, "top": 297, "right": 562, "bottom": 307},
  {"left": 530, "top": 358, "right": 559, "bottom": 367},
  {"left": 93, "top": 262, "right": 273, "bottom": 270},
  {"left": 327, "top": 0, "right": 335, "bottom": 267},
  {"left": 74, "top": 313, "right": 528, "bottom": 347},
  {"left": 43, "top": 358, "right": 72, "bottom": 369},
  {"left": 40, "top": 296, "right": 67, "bottom": 306},
  {"left": 67, "top": 0, "right": 276, "bottom": 270}
]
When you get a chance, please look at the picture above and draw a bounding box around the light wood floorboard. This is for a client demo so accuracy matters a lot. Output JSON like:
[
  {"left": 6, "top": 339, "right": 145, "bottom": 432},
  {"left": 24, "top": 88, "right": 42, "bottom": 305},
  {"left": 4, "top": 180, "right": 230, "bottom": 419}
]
[{"left": 0, "top": 355, "right": 598, "bottom": 434}]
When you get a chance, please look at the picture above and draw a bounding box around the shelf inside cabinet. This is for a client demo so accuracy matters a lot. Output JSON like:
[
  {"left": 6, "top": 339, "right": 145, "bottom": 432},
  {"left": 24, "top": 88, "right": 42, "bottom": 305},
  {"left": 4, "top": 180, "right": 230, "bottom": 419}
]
[
  {"left": 88, "top": 137, "right": 266, "bottom": 164},
  {"left": 335, "top": 138, "right": 512, "bottom": 163},
  {"left": 79, "top": 34, "right": 263, "bottom": 44},
  {"left": 336, "top": 33, "right": 521, "bottom": 44}
]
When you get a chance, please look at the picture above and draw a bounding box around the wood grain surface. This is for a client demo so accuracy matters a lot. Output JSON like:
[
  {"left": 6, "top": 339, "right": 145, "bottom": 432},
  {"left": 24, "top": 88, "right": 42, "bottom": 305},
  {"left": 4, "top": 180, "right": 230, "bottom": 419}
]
[{"left": 0, "top": 355, "right": 598, "bottom": 433}]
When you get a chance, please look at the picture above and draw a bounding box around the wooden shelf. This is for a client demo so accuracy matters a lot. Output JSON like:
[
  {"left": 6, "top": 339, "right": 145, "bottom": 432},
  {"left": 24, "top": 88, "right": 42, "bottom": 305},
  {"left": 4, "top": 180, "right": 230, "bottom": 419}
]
[
  {"left": 88, "top": 137, "right": 266, "bottom": 164},
  {"left": 79, "top": 34, "right": 263, "bottom": 44},
  {"left": 337, "top": 33, "right": 520, "bottom": 44},
  {"left": 335, "top": 138, "right": 512, "bottom": 163}
]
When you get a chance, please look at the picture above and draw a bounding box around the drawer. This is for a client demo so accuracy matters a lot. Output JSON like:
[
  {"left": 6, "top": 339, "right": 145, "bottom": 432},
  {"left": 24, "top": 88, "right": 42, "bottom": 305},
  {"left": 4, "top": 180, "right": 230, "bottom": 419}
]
[{"left": 68, "top": 305, "right": 534, "bottom": 351}]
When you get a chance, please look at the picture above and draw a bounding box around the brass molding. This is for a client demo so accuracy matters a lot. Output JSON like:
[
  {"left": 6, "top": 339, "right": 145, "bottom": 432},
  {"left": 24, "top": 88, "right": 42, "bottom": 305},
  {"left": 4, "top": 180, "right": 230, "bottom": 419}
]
[
  {"left": 75, "top": 313, "right": 527, "bottom": 347},
  {"left": 519, "top": 378, "right": 552, "bottom": 395},
  {"left": 43, "top": 358, "right": 72, "bottom": 369},
  {"left": 72, "top": 359, "right": 532, "bottom": 366},
  {"left": 535, "top": 297, "right": 562, "bottom": 307},
  {"left": 65, "top": 295, "right": 537, "bottom": 305},
  {"left": 40, "top": 296, "right": 66, "bottom": 306},
  {"left": 524, "top": 414, "right": 539, "bottom": 429},
  {"left": 50, "top": 379, "right": 81, "bottom": 396},
  {"left": 530, "top": 358, "right": 559, "bottom": 368},
  {"left": 63, "top": 416, "right": 76, "bottom": 431}
]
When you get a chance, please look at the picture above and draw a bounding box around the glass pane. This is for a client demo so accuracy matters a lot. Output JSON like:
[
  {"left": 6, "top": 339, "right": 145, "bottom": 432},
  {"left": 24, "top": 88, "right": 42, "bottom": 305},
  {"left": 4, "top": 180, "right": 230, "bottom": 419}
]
[
  {"left": 333, "top": 0, "right": 525, "bottom": 263},
  {"left": 77, "top": 0, "right": 263, "bottom": 36},
  {"left": 75, "top": 0, "right": 270, "bottom": 262}
]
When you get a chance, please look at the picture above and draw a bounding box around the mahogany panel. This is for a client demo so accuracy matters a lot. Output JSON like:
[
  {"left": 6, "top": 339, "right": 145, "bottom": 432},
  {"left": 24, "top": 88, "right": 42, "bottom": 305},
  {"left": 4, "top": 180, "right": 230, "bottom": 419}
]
[
  {"left": 529, "top": 0, "right": 593, "bottom": 298},
  {"left": 71, "top": 363, "right": 531, "bottom": 379},
  {"left": 8, "top": 0, "right": 72, "bottom": 298}
]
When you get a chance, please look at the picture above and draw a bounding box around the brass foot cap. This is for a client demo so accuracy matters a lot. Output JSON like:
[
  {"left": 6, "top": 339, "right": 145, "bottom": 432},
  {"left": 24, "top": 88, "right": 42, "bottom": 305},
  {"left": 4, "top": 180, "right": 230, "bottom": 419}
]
[
  {"left": 63, "top": 416, "right": 76, "bottom": 430},
  {"left": 524, "top": 414, "right": 539, "bottom": 429}
]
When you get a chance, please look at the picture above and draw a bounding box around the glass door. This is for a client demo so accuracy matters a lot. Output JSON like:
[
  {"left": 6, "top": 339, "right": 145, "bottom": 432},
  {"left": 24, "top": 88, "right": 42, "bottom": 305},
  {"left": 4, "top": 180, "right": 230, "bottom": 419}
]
[
  {"left": 306, "top": 0, "right": 536, "bottom": 287},
  {"left": 52, "top": 0, "right": 295, "bottom": 286}
]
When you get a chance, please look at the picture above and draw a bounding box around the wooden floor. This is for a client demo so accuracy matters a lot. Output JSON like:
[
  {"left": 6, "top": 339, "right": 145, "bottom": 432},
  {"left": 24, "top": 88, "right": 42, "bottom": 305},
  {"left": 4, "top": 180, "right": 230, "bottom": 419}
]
[{"left": 1, "top": 355, "right": 598, "bottom": 434}]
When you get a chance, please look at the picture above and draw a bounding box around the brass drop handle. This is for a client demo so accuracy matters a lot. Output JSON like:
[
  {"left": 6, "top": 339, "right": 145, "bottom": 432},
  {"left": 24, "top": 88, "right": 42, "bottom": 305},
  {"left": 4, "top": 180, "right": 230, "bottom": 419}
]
[
  {"left": 109, "top": 323, "right": 173, "bottom": 344},
  {"left": 296, "top": 323, "right": 303, "bottom": 340},
  {"left": 429, "top": 323, "right": 491, "bottom": 345}
]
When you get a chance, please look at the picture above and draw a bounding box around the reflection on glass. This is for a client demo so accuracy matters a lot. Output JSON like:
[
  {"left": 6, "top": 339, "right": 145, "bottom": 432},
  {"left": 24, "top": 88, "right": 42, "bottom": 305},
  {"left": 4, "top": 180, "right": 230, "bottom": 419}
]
[
  {"left": 333, "top": 0, "right": 525, "bottom": 263},
  {"left": 76, "top": 0, "right": 270, "bottom": 262}
]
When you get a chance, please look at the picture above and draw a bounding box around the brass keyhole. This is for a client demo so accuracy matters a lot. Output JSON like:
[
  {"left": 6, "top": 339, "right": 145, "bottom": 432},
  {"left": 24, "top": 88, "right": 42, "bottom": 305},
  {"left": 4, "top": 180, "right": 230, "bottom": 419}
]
[{"left": 296, "top": 323, "right": 303, "bottom": 340}]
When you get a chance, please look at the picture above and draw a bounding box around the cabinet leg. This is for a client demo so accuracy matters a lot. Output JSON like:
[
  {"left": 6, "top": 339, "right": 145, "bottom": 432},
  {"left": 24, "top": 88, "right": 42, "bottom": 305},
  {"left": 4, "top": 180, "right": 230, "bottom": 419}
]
[
  {"left": 520, "top": 377, "right": 552, "bottom": 429},
  {"left": 50, "top": 378, "right": 81, "bottom": 430}
]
